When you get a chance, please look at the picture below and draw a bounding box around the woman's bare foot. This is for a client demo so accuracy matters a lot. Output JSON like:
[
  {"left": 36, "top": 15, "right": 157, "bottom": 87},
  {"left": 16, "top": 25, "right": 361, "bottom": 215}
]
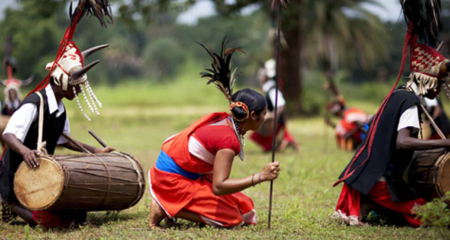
[{"left": 148, "top": 199, "right": 167, "bottom": 229}]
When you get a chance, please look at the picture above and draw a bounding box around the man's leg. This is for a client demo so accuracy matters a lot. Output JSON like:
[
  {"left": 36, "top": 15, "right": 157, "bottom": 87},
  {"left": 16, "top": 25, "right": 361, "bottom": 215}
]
[{"left": 368, "top": 181, "right": 425, "bottom": 227}]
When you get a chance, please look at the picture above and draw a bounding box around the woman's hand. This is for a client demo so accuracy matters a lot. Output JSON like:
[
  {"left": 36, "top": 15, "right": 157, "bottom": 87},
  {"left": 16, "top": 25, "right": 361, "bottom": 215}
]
[
  {"left": 22, "top": 149, "right": 41, "bottom": 168},
  {"left": 261, "top": 161, "right": 280, "bottom": 182},
  {"left": 95, "top": 147, "right": 116, "bottom": 153}
]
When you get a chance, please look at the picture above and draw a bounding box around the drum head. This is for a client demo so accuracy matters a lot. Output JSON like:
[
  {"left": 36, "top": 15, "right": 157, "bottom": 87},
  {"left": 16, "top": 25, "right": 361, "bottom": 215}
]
[
  {"left": 438, "top": 154, "right": 450, "bottom": 197},
  {"left": 14, "top": 157, "right": 64, "bottom": 211}
]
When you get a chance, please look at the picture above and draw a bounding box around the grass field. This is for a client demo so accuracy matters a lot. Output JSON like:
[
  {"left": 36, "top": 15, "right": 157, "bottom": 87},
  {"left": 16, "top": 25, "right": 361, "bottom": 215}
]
[{"left": 0, "top": 81, "right": 448, "bottom": 239}]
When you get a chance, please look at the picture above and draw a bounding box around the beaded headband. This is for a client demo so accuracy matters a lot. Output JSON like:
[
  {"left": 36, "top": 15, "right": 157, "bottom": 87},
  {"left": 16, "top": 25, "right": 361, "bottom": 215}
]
[{"left": 229, "top": 101, "right": 250, "bottom": 122}]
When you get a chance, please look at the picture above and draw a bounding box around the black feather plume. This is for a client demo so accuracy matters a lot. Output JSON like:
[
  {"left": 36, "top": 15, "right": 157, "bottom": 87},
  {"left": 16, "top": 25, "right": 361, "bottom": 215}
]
[
  {"left": 70, "top": 0, "right": 113, "bottom": 27},
  {"left": 198, "top": 39, "right": 245, "bottom": 102},
  {"left": 401, "top": 0, "right": 442, "bottom": 45}
]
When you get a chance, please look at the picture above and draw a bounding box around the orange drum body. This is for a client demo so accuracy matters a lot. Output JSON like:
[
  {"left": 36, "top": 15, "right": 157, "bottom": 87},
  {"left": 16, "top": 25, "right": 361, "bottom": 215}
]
[
  {"left": 408, "top": 149, "right": 450, "bottom": 202},
  {"left": 14, "top": 152, "right": 145, "bottom": 211}
]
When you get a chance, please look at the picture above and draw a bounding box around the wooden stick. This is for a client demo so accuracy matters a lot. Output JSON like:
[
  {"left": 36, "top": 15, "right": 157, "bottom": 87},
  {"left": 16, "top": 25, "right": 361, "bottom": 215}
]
[
  {"left": 61, "top": 133, "right": 91, "bottom": 154},
  {"left": 420, "top": 103, "right": 446, "bottom": 139},
  {"left": 88, "top": 130, "right": 108, "bottom": 147},
  {"left": 268, "top": 1, "right": 283, "bottom": 230}
]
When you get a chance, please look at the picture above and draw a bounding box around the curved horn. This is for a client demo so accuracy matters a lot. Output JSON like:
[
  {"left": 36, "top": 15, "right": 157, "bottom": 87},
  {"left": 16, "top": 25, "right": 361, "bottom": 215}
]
[
  {"left": 71, "top": 60, "right": 100, "bottom": 80},
  {"left": 437, "top": 41, "right": 445, "bottom": 52},
  {"left": 82, "top": 44, "right": 109, "bottom": 60},
  {"left": 19, "top": 75, "right": 34, "bottom": 86},
  {"left": 0, "top": 80, "right": 6, "bottom": 87}
]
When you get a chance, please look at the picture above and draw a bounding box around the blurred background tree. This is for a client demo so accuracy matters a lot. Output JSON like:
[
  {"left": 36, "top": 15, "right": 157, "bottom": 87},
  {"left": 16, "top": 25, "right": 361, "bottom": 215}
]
[{"left": 1, "top": 0, "right": 448, "bottom": 114}]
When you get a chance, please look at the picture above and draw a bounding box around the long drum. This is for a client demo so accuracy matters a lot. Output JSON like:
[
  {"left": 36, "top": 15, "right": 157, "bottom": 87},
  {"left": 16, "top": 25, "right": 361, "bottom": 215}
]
[
  {"left": 408, "top": 148, "right": 450, "bottom": 202},
  {"left": 14, "top": 152, "right": 145, "bottom": 211}
]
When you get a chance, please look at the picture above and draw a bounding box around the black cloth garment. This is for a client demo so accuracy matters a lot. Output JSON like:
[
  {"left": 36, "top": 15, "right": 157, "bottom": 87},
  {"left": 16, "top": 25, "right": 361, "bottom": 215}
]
[
  {"left": 339, "top": 89, "right": 421, "bottom": 202},
  {"left": 0, "top": 89, "right": 66, "bottom": 202}
]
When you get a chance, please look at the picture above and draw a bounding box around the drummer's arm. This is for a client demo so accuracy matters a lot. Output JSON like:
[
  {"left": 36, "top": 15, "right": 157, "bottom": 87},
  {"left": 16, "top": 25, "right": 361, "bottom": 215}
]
[
  {"left": 58, "top": 116, "right": 114, "bottom": 153},
  {"left": 2, "top": 103, "right": 40, "bottom": 168},
  {"left": 2, "top": 133, "right": 40, "bottom": 168},
  {"left": 396, "top": 128, "right": 450, "bottom": 150},
  {"left": 61, "top": 140, "right": 115, "bottom": 153}
]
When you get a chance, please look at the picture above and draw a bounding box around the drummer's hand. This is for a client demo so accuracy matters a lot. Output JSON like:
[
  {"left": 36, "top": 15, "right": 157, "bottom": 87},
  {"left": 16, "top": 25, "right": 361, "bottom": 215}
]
[
  {"left": 261, "top": 161, "right": 280, "bottom": 182},
  {"left": 22, "top": 149, "right": 41, "bottom": 168},
  {"left": 95, "top": 147, "right": 116, "bottom": 153}
]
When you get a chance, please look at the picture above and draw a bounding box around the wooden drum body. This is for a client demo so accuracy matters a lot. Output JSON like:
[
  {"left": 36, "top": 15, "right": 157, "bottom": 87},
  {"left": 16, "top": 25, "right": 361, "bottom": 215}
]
[
  {"left": 408, "top": 148, "right": 450, "bottom": 202},
  {"left": 14, "top": 152, "right": 145, "bottom": 211}
]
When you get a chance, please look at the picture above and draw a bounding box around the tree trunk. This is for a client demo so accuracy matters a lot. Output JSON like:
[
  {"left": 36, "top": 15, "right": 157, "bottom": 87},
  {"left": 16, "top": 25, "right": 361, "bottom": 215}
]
[{"left": 280, "top": 1, "right": 303, "bottom": 114}]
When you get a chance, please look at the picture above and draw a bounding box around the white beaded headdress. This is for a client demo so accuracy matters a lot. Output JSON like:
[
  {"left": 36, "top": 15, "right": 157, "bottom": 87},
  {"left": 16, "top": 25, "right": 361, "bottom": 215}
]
[{"left": 45, "top": 42, "right": 108, "bottom": 121}]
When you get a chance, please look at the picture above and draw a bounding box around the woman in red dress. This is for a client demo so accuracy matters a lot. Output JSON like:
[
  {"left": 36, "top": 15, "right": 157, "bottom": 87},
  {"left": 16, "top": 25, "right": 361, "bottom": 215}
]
[{"left": 148, "top": 41, "right": 281, "bottom": 228}]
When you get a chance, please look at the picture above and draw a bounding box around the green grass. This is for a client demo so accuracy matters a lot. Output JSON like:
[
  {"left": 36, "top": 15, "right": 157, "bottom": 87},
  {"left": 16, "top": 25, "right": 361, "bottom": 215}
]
[{"left": 0, "top": 83, "right": 448, "bottom": 239}]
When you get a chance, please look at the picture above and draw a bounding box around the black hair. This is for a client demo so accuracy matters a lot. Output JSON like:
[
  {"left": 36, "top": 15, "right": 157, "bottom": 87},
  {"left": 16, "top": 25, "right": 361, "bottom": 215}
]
[{"left": 231, "top": 88, "right": 267, "bottom": 121}]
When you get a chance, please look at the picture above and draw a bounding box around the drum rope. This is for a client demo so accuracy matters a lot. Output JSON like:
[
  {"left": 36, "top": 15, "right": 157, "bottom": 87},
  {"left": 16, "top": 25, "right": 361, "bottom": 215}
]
[
  {"left": 93, "top": 155, "right": 112, "bottom": 207},
  {"left": 112, "top": 152, "right": 144, "bottom": 208}
]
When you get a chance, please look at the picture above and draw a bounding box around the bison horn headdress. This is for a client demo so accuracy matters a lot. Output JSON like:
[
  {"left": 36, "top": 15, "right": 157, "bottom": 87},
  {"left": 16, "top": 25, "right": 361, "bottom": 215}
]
[
  {"left": 1, "top": 36, "right": 35, "bottom": 111},
  {"left": 29, "top": 0, "right": 113, "bottom": 121}
]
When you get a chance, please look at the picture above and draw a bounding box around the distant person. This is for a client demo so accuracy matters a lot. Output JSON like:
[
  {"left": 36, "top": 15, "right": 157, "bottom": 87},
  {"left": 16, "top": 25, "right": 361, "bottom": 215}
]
[
  {"left": 0, "top": 57, "right": 34, "bottom": 116},
  {"left": 249, "top": 59, "right": 299, "bottom": 152},
  {"left": 325, "top": 100, "right": 369, "bottom": 151},
  {"left": 148, "top": 42, "right": 280, "bottom": 228}
]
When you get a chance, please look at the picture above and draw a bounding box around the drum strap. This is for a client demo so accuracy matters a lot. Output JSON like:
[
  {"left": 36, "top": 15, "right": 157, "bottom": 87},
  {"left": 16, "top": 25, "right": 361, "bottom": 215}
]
[{"left": 35, "top": 92, "right": 48, "bottom": 155}]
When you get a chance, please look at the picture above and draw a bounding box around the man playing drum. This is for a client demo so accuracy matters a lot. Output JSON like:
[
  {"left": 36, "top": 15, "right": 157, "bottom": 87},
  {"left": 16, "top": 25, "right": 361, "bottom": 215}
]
[
  {"left": 0, "top": 1, "right": 114, "bottom": 228},
  {"left": 333, "top": 0, "right": 450, "bottom": 227}
]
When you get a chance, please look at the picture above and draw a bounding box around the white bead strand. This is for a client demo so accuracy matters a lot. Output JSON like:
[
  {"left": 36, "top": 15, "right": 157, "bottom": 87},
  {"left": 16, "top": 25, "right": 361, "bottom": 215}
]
[
  {"left": 86, "top": 81, "right": 102, "bottom": 108},
  {"left": 85, "top": 82, "right": 100, "bottom": 115},
  {"left": 74, "top": 86, "right": 91, "bottom": 121},
  {"left": 81, "top": 83, "right": 95, "bottom": 114}
]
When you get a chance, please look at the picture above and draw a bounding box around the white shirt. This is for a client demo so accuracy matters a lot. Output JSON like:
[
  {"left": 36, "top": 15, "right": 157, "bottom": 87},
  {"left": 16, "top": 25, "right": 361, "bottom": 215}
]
[
  {"left": 397, "top": 82, "right": 421, "bottom": 132},
  {"left": 3, "top": 85, "right": 70, "bottom": 145},
  {"left": 424, "top": 97, "right": 438, "bottom": 108},
  {"left": 262, "top": 80, "right": 286, "bottom": 108}
]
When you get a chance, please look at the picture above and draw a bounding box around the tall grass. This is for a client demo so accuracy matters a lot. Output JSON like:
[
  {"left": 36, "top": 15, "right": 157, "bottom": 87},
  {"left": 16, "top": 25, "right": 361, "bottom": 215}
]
[{"left": 0, "top": 70, "right": 447, "bottom": 239}]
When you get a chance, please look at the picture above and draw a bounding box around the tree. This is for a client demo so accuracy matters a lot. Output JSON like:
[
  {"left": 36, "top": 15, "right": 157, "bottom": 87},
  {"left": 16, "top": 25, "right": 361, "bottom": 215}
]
[
  {"left": 303, "top": 0, "right": 389, "bottom": 73},
  {"left": 121, "top": 0, "right": 389, "bottom": 114}
]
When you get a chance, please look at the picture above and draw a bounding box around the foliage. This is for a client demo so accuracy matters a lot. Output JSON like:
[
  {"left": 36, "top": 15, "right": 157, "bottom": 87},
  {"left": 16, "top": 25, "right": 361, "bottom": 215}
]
[
  {"left": 302, "top": 0, "right": 390, "bottom": 71},
  {"left": 415, "top": 193, "right": 450, "bottom": 228}
]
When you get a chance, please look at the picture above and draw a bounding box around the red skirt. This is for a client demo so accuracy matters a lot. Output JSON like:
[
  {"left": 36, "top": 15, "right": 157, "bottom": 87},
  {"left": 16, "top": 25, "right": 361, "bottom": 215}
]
[
  {"left": 334, "top": 182, "right": 425, "bottom": 227},
  {"left": 149, "top": 166, "right": 256, "bottom": 227},
  {"left": 250, "top": 124, "right": 295, "bottom": 152}
]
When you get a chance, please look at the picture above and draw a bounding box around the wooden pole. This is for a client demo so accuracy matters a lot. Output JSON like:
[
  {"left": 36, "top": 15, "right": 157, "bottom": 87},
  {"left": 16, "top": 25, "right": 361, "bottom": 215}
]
[
  {"left": 61, "top": 133, "right": 91, "bottom": 154},
  {"left": 268, "top": 1, "right": 282, "bottom": 230},
  {"left": 88, "top": 130, "right": 108, "bottom": 147}
]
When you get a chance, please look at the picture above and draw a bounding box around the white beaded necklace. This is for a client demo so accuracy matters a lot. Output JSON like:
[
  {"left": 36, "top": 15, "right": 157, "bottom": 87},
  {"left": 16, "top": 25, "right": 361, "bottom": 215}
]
[{"left": 229, "top": 116, "right": 245, "bottom": 161}]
